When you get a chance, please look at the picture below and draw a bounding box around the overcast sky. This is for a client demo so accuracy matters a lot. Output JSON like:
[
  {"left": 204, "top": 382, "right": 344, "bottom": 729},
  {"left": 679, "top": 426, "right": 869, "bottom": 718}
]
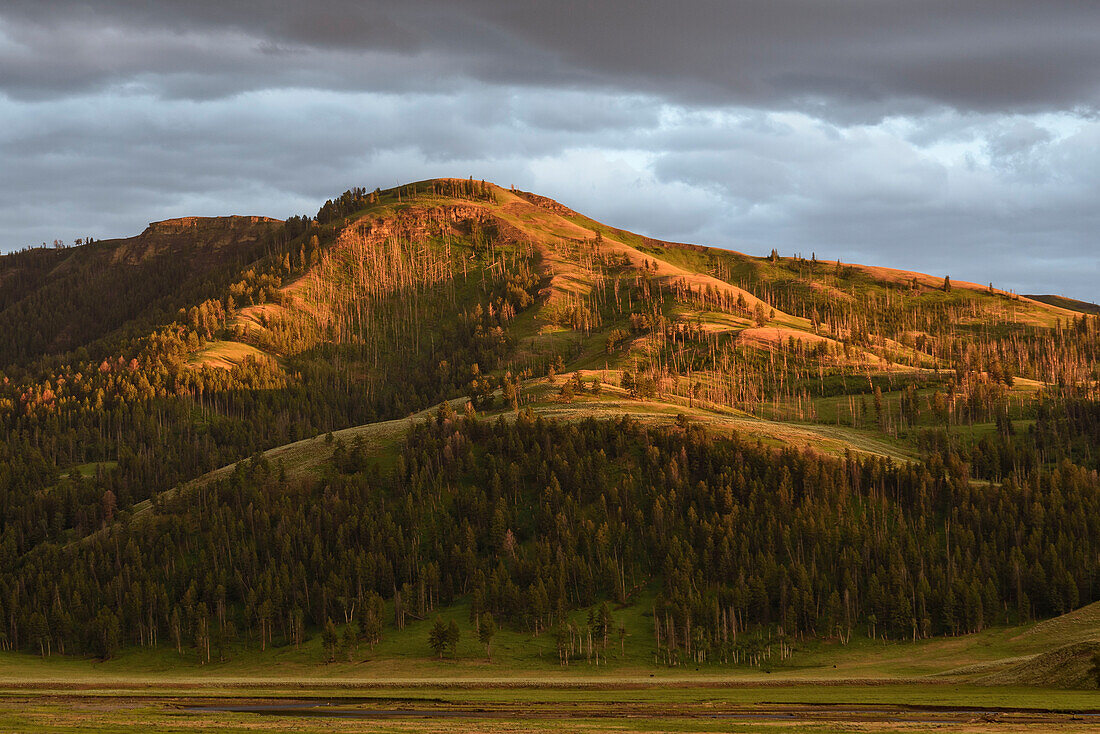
[{"left": 2, "top": 1, "right": 1098, "bottom": 301}]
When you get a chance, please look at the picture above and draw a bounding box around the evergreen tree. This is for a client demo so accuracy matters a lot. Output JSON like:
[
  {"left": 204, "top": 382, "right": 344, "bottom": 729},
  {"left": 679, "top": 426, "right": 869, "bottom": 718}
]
[
  {"left": 429, "top": 617, "right": 449, "bottom": 659},
  {"left": 478, "top": 612, "right": 496, "bottom": 662},
  {"left": 322, "top": 619, "right": 338, "bottom": 662}
]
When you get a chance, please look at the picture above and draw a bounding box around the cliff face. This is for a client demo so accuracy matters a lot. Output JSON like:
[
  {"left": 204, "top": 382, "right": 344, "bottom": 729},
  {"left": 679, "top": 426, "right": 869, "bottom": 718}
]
[
  {"left": 145, "top": 215, "right": 281, "bottom": 235},
  {"left": 104, "top": 216, "right": 283, "bottom": 265}
]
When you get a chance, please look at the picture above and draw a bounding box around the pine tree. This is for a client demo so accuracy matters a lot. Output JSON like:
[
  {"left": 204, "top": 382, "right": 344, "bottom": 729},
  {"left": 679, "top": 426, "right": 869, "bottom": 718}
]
[
  {"left": 359, "top": 593, "right": 384, "bottom": 650},
  {"left": 428, "top": 616, "right": 449, "bottom": 659},
  {"left": 322, "top": 619, "right": 338, "bottom": 662},
  {"left": 340, "top": 624, "right": 356, "bottom": 662},
  {"left": 478, "top": 612, "right": 496, "bottom": 662},
  {"left": 754, "top": 303, "right": 768, "bottom": 328}
]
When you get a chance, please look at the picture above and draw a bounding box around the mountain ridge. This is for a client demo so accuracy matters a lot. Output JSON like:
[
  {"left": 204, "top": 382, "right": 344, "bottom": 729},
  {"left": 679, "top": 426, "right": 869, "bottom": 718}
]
[{"left": 1, "top": 177, "right": 1099, "bottom": 684}]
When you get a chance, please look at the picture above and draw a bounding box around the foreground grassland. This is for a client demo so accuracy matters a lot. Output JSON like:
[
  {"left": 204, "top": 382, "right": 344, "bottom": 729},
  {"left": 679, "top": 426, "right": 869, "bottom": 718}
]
[
  {"left": 2, "top": 602, "right": 1100, "bottom": 732},
  {"left": 2, "top": 685, "right": 1099, "bottom": 734},
  {"left": 6, "top": 596, "right": 1100, "bottom": 684}
]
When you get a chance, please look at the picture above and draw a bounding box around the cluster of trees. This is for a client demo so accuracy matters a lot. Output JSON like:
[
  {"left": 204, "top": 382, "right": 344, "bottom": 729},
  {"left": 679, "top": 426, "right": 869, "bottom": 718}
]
[
  {"left": 551, "top": 603, "right": 620, "bottom": 666},
  {"left": 921, "top": 396, "right": 1100, "bottom": 478},
  {"left": 316, "top": 188, "right": 374, "bottom": 225},
  {"left": 4, "top": 407, "right": 1098, "bottom": 665},
  {"left": 427, "top": 178, "right": 497, "bottom": 203},
  {"left": 311, "top": 180, "right": 495, "bottom": 228},
  {"left": 428, "top": 617, "right": 462, "bottom": 659}
]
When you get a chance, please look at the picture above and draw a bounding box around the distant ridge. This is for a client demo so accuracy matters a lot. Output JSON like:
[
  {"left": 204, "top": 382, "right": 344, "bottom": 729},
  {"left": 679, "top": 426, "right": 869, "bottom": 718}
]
[{"left": 1025, "top": 294, "right": 1100, "bottom": 315}]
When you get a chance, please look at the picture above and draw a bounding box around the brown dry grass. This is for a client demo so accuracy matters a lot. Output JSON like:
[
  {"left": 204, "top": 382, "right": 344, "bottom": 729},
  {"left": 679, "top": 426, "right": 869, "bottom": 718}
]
[
  {"left": 737, "top": 327, "right": 889, "bottom": 368},
  {"left": 830, "top": 261, "right": 1080, "bottom": 326},
  {"left": 490, "top": 190, "right": 808, "bottom": 329},
  {"left": 738, "top": 326, "right": 834, "bottom": 347},
  {"left": 187, "top": 341, "right": 274, "bottom": 370}
]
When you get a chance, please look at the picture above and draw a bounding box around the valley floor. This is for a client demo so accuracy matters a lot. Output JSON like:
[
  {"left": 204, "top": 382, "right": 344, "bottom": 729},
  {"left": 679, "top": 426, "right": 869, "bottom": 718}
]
[
  {"left": 3, "top": 601, "right": 1100, "bottom": 733},
  {"left": 2, "top": 683, "right": 1099, "bottom": 733},
  {"left": 7, "top": 478, "right": 1100, "bottom": 731}
]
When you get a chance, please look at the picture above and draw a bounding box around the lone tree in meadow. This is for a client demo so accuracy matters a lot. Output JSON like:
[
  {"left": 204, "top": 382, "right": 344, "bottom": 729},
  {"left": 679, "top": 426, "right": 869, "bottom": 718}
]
[
  {"left": 559, "top": 380, "right": 574, "bottom": 402},
  {"left": 478, "top": 612, "right": 497, "bottom": 662},
  {"left": 754, "top": 302, "right": 768, "bottom": 328},
  {"left": 322, "top": 619, "right": 338, "bottom": 662},
  {"left": 358, "top": 592, "right": 384, "bottom": 650},
  {"left": 429, "top": 616, "right": 449, "bottom": 659}
]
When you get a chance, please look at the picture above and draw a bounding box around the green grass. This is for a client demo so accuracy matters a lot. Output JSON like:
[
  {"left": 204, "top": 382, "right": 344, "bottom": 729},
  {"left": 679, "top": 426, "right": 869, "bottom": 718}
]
[
  {"left": 6, "top": 594, "right": 1100, "bottom": 731},
  {"left": 62, "top": 461, "right": 118, "bottom": 478},
  {"left": 4, "top": 592, "right": 1099, "bottom": 688},
  {"left": 2, "top": 682, "right": 1100, "bottom": 734}
]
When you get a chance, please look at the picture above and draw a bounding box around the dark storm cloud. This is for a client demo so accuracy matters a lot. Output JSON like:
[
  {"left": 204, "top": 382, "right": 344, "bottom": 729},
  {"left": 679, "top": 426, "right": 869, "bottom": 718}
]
[{"left": 3, "top": 1, "right": 1100, "bottom": 115}]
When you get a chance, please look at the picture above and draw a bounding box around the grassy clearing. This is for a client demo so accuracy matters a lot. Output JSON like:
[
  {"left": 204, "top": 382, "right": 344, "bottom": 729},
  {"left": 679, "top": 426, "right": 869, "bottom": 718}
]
[
  {"left": 187, "top": 340, "right": 274, "bottom": 370},
  {"left": 61, "top": 461, "right": 118, "bottom": 478},
  {"left": 5, "top": 595, "right": 1100, "bottom": 731},
  {"left": 129, "top": 400, "right": 454, "bottom": 518}
]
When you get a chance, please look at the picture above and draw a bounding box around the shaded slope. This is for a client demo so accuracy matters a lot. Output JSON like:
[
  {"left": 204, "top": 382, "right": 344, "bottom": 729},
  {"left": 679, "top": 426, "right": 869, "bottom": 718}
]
[
  {"left": 0, "top": 216, "right": 281, "bottom": 365},
  {"left": 1027, "top": 294, "right": 1100, "bottom": 316},
  {"left": 147, "top": 376, "right": 915, "bottom": 512}
]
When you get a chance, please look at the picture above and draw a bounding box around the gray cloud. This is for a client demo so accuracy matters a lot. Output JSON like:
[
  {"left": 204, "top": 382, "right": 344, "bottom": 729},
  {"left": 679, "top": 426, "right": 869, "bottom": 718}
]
[
  {"left": 3, "top": 1, "right": 1100, "bottom": 115},
  {"left": 0, "top": 2, "right": 1098, "bottom": 302}
]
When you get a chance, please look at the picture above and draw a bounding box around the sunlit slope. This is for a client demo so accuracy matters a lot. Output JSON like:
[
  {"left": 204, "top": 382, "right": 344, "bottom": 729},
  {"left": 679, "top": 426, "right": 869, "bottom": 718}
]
[
  {"left": 1027, "top": 293, "right": 1100, "bottom": 316},
  {"left": 192, "top": 181, "right": 809, "bottom": 371},
  {"left": 187, "top": 180, "right": 1076, "bottom": 385}
]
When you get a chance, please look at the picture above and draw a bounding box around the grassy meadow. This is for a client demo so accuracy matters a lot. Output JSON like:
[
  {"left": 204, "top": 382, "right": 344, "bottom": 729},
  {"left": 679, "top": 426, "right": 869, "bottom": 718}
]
[{"left": 2, "top": 595, "right": 1100, "bottom": 732}]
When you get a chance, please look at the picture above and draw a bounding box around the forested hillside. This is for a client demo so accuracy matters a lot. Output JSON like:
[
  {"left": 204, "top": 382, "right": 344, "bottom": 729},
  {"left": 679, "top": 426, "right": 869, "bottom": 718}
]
[
  {"left": 0, "top": 216, "right": 282, "bottom": 366},
  {"left": 1, "top": 178, "right": 1098, "bottom": 668}
]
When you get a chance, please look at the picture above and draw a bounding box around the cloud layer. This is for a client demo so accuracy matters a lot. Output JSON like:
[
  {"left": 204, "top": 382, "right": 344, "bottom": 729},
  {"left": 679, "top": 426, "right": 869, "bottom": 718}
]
[{"left": 1, "top": 2, "right": 1098, "bottom": 300}]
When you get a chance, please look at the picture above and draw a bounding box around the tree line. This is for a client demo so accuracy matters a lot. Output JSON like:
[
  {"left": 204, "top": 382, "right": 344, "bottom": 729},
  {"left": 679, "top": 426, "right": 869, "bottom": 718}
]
[{"left": 3, "top": 408, "right": 1097, "bottom": 663}]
